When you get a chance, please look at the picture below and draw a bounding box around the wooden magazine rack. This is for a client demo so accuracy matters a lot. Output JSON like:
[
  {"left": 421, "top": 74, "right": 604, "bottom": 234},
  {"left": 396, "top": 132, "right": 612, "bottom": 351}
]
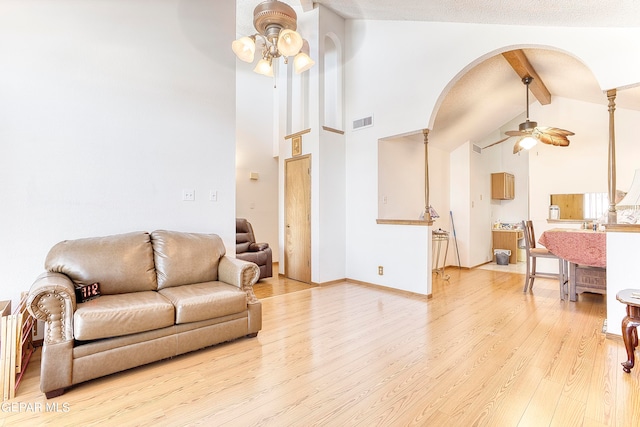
[{"left": 0, "top": 293, "right": 36, "bottom": 401}]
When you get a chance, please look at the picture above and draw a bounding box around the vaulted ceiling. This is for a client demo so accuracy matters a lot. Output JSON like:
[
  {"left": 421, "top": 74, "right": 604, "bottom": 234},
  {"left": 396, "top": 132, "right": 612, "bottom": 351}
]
[
  {"left": 303, "top": 0, "right": 640, "bottom": 27},
  {"left": 426, "top": 47, "right": 623, "bottom": 152},
  {"left": 238, "top": 1, "right": 640, "bottom": 151}
]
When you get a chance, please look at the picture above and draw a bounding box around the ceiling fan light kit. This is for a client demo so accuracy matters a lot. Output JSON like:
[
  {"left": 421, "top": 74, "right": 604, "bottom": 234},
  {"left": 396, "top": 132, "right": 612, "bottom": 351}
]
[
  {"left": 233, "top": 0, "right": 315, "bottom": 77},
  {"left": 519, "top": 136, "right": 539, "bottom": 150},
  {"left": 484, "top": 76, "right": 574, "bottom": 153}
]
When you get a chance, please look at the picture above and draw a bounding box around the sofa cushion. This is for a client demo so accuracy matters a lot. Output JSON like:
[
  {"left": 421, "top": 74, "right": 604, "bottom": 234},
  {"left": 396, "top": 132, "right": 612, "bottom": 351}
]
[
  {"left": 151, "top": 230, "right": 226, "bottom": 290},
  {"left": 158, "top": 281, "right": 247, "bottom": 324},
  {"left": 45, "top": 232, "right": 157, "bottom": 295},
  {"left": 74, "top": 291, "right": 175, "bottom": 341}
]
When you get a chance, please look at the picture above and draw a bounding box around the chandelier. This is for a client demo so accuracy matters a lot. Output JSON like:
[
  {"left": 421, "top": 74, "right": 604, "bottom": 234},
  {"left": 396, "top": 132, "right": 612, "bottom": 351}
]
[{"left": 232, "top": 0, "right": 315, "bottom": 77}]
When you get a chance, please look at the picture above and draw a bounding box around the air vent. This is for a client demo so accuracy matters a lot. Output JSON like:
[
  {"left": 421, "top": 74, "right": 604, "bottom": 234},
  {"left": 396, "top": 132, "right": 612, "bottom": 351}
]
[
  {"left": 473, "top": 144, "right": 482, "bottom": 154},
  {"left": 353, "top": 115, "right": 373, "bottom": 130}
]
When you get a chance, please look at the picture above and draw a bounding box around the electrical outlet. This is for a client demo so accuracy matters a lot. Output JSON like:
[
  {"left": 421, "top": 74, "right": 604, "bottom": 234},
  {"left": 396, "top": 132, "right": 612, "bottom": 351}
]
[
  {"left": 182, "top": 189, "right": 195, "bottom": 201},
  {"left": 378, "top": 266, "right": 384, "bottom": 275}
]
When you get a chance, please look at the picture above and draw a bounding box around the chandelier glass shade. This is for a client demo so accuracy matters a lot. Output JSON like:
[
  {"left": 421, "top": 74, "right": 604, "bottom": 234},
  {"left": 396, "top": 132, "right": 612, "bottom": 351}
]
[
  {"left": 231, "top": 36, "right": 256, "bottom": 63},
  {"left": 233, "top": 0, "right": 315, "bottom": 77}
]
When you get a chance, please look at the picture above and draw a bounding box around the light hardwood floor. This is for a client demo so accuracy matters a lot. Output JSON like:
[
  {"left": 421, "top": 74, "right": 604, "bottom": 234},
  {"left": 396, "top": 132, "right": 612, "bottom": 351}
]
[
  {"left": 253, "top": 272, "right": 317, "bottom": 299},
  {"left": 2, "top": 268, "right": 639, "bottom": 426}
]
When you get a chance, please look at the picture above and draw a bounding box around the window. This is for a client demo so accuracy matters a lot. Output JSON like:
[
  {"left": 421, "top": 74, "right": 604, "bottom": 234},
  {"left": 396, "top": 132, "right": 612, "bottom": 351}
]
[{"left": 584, "top": 192, "right": 609, "bottom": 220}]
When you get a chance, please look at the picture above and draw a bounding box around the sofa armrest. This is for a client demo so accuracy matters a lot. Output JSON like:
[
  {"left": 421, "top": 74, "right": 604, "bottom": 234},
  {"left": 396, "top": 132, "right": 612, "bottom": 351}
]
[
  {"left": 249, "top": 242, "right": 269, "bottom": 252},
  {"left": 218, "top": 256, "right": 260, "bottom": 303},
  {"left": 26, "top": 272, "right": 76, "bottom": 344}
]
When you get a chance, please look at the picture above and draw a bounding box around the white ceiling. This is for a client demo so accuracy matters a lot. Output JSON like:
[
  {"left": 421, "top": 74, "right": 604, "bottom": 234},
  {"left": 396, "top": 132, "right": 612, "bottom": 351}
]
[
  {"left": 307, "top": 0, "right": 640, "bottom": 27},
  {"left": 237, "top": 1, "right": 640, "bottom": 151}
]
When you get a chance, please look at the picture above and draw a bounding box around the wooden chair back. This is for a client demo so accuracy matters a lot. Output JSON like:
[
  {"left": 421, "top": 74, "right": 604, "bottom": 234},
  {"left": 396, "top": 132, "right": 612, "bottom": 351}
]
[{"left": 522, "top": 220, "right": 537, "bottom": 251}]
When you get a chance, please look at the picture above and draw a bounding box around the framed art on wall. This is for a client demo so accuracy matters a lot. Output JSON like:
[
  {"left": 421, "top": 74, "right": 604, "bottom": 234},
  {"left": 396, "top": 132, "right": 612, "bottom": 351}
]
[{"left": 292, "top": 135, "right": 302, "bottom": 156}]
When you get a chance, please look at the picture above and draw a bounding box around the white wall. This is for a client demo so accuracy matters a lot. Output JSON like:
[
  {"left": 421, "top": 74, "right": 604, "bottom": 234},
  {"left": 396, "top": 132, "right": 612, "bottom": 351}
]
[
  {"left": 528, "top": 95, "right": 640, "bottom": 244},
  {"left": 482, "top": 114, "right": 531, "bottom": 225},
  {"left": 0, "top": 0, "right": 237, "bottom": 306},
  {"left": 470, "top": 141, "right": 499, "bottom": 265},
  {"left": 527, "top": 96, "right": 640, "bottom": 279},
  {"left": 318, "top": 128, "right": 346, "bottom": 283},
  {"left": 316, "top": 6, "right": 347, "bottom": 284},
  {"left": 270, "top": 5, "right": 347, "bottom": 284},
  {"left": 236, "top": 65, "right": 280, "bottom": 261},
  {"left": 529, "top": 97, "right": 612, "bottom": 224},
  {"left": 473, "top": 95, "right": 640, "bottom": 274},
  {"left": 343, "top": 19, "right": 640, "bottom": 291},
  {"left": 377, "top": 133, "right": 451, "bottom": 226},
  {"left": 378, "top": 136, "right": 425, "bottom": 220},
  {"left": 429, "top": 145, "right": 451, "bottom": 230},
  {"left": 429, "top": 145, "right": 452, "bottom": 267},
  {"left": 450, "top": 143, "right": 472, "bottom": 267},
  {"left": 240, "top": 13, "right": 640, "bottom": 320},
  {"left": 474, "top": 132, "right": 503, "bottom": 264},
  {"left": 607, "top": 232, "right": 640, "bottom": 336}
]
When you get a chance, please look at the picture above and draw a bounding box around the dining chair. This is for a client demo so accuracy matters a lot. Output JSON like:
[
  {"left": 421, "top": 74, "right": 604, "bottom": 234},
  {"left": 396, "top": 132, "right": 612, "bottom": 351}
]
[{"left": 522, "top": 220, "right": 568, "bottom": 300}]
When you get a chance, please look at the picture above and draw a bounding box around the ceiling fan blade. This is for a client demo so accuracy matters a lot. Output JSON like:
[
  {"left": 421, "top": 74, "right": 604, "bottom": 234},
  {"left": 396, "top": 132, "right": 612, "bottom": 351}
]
[
  {"left": 482, "top": 136, "right": 511, "bottom": 149},
  {"left": 505, "top": 130, "right": 528, "bottom": 137},
  {"left": 536, "top": 126, "right": 575, "bottom": 137},
  {"left": 537, "top": 132, "right": 571, "bottom": 147},
  {"left": 513, "top": 138, "right": 525, "bottom": 154}
]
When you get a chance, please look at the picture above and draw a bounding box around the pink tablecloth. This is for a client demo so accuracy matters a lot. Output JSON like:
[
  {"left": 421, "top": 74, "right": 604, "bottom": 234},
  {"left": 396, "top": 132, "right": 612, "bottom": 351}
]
[{"left": 538, "top": 228, "right": 606, "bottom": 268}]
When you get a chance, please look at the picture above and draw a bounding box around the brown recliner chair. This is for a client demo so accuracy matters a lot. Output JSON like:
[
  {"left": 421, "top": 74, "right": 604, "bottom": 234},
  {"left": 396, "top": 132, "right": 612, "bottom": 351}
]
[{"left": 236, "top": 218, "right": 273, "bottom": 280}]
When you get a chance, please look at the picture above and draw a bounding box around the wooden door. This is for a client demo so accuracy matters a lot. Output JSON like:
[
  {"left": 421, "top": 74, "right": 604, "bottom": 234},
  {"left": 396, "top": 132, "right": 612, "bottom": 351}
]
[{"left": 285, "top": 155, "right": 311, "bottom": 283}]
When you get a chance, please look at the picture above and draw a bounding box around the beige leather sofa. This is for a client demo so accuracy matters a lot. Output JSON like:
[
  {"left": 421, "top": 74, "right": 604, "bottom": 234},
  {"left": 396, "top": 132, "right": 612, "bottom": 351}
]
[{"left": 26, "top": 230, "right": 262, "bottom": 398}]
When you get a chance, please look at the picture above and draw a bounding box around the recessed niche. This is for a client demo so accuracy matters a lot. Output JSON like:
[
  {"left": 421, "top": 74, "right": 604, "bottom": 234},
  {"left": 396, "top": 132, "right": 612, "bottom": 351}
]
[{"left": 378, "top": 131, "right": 426, "bottom": 220}]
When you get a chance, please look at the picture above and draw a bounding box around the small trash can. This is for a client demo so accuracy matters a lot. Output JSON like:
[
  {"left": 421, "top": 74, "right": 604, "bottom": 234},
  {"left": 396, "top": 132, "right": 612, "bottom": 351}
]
[{"left": 494, "top": 249, "right": 511, "bottom": 265}]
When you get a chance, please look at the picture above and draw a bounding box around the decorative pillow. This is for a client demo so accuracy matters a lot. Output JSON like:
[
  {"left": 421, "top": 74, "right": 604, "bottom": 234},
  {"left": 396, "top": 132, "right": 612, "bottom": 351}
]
[{"left": 75, "top": 282, "right": 101, "bottom": 303}]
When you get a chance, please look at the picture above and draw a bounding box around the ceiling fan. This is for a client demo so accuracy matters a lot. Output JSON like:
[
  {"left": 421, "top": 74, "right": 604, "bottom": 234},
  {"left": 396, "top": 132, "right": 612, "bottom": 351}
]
[{"left": 484, "top": 76, "right": 574, "bottom": 154}]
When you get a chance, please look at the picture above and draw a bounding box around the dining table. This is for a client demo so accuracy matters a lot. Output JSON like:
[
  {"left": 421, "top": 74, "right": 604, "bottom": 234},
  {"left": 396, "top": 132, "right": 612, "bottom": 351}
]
[{"left": 538, "top": 228, "right": 606, "bottom": 301}]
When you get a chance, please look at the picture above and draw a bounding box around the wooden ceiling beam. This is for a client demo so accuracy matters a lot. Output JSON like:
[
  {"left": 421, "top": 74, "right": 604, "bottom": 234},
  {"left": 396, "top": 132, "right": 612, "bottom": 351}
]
[
  {"left": 300, "top": 0, "right": 314, "bottom": 12},
  {"left": 502, "top": 49, "right": 552, "bottom": 105}
]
